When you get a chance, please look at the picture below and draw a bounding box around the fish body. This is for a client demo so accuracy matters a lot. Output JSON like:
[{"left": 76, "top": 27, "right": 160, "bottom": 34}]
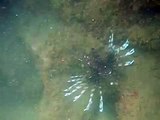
[{"left": 64, "top": 33, "right": 135, "bottom": 112}]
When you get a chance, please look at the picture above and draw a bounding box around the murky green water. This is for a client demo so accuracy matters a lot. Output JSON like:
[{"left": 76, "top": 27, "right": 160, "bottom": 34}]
[
  {"left": 0, "top": 3, "right": 43, "bottom": 119},
  {"left": 0, "top": 1, "right": 160, "bottom": 120}
]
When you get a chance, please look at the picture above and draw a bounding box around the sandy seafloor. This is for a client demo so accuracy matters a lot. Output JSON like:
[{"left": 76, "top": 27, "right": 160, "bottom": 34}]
[{"left": 0, "top": 1, "right": 160, "bottom": 120}]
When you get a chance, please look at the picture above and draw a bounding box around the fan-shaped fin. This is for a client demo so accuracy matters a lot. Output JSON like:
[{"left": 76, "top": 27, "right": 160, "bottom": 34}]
[
  {"left": 64, "top": 83, "right": 85, "bottom": 96},
  {"left": 67, "top": 78, "right": 82, "bottom": 83},
  {"left": 124, "top": 60, "right": 134, "bottom": 66},
  {"left": 114, "top": 39, "right": 129, "bottom": 54},
  {"left": 108, "top": 33, "right": 114, "bottom": 48},
  {"left": 70, "top": 75, "right": 83, "bottom": 79},
  {"left": 109, "top": 33, "right": 114, "bottom": 43},
  {"left": 98, "top": 86, "right": 103, "bottom": 112},
  {"left": 84, "top": 88, "right": 95, "bottom": 111},
  {"left": 119, "top": 48, "right": 135, "bottom": 58},
  {"left": 64, "top": 81, "right": 83, "bottom": 92},
  {"left": 99, "top": 91, "right": 103, "bottom": 112},
  {"left": 119, "top": 39, "right": 129, "bottom": 50},
  {"left": 73, "top": 86, "right": 88, "bottom": 102},
  {"left": 124, "top": 48, "right": 135, "bottom": 56},
  {"left": 118, "top": 60, "right": 134, "bottom": 67}
]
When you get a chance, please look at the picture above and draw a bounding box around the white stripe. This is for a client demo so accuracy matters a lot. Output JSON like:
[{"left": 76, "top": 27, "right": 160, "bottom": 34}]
[
  {"left": 124, "top": 60, "right": 134, "bottom": 66},
  {"left": 108, "top": 33, "right": 114, "bottom": 48},
  {"left": 64, "top": 84, "right": 85, "bottom": 96},
  {"left": 64, "top": 81, "right": 82, "bottom": 92},
  {"left": 99, "top": 90, "right": 103, "bottom": 112},
  {"left": 67, "top": 78, "right": 82, "bottom": 82},
  {"left": 120, "top": 39, "right": 129, "bottom": 50},
  {"left": 118, "top": 60, "right": 134, "bottom": 67},
  {"left": 70, "top": 75, "right": 83, "bottom": 79},
  {"left": 84, "top": 88, "right": 95, "bottom": 111},
  {"left": 73, "top": 87, "right": 88, "bottom": 102},
  {"left": 124, "top": 48, "right": 135, "bottom": 56}
]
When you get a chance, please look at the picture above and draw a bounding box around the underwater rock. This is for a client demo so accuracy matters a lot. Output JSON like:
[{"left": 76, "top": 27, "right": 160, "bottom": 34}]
[{"left": 150, "top": 39, "right": 160, "bottom": 50}]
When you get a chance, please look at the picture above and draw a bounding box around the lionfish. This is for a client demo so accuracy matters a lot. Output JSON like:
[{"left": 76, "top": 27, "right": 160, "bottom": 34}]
[{"left": 64, "top": 33, "right": 135, "bottom": 112}]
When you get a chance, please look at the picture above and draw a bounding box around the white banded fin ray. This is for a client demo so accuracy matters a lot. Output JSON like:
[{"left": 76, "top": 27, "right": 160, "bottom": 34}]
[
  {"left": 64, "top": 83, "right": 85, "bottom": 96},
  {"left": 64, "top": 81, "right": 82, "bottom": 92},
  {"left": 70, "top": 75, "right": 83, "bottom": 79},
  {"left": 84, "top": 88, "right": 95, "bottom": 111},
  {"left": 124, "top": 48, "right": 135, "bottom": 56},
  {"left": 120, "top": 39, "right": 129, "bottom": 50},
  {"left": 99, "top": 90, "right": 103, "bottom": 112},
  {"left": 124, "top": 60, "right": 134, "bottom": 66},
  {"left": 73, "top": 87, "right": 88, "bottom": 102},
  {"left": 67, "top": 78, "right": 82, "bottom": 83}
]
